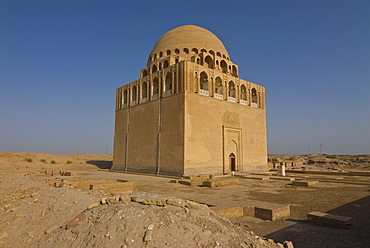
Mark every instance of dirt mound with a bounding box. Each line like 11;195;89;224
0;171;282;248
35;193;281;248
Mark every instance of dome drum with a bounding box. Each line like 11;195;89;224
143;51;238;78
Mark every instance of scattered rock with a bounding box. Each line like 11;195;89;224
65;213;87;230
284;240;294;248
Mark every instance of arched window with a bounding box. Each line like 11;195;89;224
205;56;214;69
142;70;148;77
240;85;247;101
132;86;137;102
153;78;159;96
200;72;208;91
183;48;189;54
159;52;163;57
124;89;128;104
174;48;179;54
163;60;169;68
215;77;223;94
165;72;172;92
228;81;235;98
216;52;221;57
192;48;198;54
142;82;147;99
232;65;238;77
152;65;157;73
153;54;157;60
252;88;258;103
159;63;162;70
166;50;171;55
201;49;207;53
220;60;228;73
209;50;215;56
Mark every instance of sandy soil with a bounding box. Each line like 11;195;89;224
1;152;370;248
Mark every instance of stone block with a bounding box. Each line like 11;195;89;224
105;195;120;204
166;198;185;207
178;180;192;186
51;171;62;176
90;181;135;190
202;178;238;188
244;176;270;180
63;171;77;176
185;200;200;210
307;211;351;228
119;196;131;204
215;206;244;219
284;241;294;248
255;205;290;221
292;181;319;187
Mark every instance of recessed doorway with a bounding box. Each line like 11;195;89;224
229;153;236;171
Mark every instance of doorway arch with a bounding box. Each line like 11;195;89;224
229;153;236;171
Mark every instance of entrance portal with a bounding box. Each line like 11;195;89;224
229;153;236;171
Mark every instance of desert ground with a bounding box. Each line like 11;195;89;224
0;152;369;248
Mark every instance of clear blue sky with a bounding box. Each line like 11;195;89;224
1;0;369;155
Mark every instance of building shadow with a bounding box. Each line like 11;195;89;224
86;160;113;169
265;195;370;248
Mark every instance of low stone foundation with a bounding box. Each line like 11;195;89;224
307;211;352;228
202;178;238;188
215;201;290;221
292;180;319;186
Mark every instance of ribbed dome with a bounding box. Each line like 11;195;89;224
148;25;229;64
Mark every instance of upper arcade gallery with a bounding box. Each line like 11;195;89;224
115;25;265;110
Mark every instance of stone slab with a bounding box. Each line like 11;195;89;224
243;176;270;180
202;178;238;188
292;180;319;186
307;211;351;228
270;176;296;181
90;181;135;190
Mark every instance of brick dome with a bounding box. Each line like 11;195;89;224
148;25;230;66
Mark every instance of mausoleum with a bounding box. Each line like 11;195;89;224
112;25;267;176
